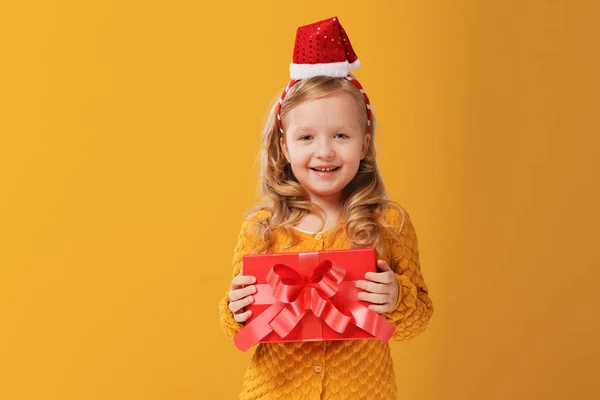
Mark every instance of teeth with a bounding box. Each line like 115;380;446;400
314;167;337;172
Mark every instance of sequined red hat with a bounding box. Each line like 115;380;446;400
290;16;361;79
277;17;372;135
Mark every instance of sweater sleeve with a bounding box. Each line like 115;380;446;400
218;214;264;339
380;206;434;342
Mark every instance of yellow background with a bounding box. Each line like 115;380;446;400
1;1;599;399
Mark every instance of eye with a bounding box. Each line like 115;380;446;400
335;133;349;139
299;135;313;141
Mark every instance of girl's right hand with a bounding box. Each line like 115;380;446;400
228;273;257;323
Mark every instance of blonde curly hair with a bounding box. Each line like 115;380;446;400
246;75;402;256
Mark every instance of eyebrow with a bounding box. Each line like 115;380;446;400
289;126;316;133
291;124;357;132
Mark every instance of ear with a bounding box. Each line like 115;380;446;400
361;132;371;160
280;135;291;163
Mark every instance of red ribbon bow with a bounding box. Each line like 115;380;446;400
266;260;353;338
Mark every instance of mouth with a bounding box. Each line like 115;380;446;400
310;167;340;172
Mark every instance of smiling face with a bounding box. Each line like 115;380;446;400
280;91;371;203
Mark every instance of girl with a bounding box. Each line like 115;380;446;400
219;17;433;400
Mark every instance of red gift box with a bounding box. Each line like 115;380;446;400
233;248;395;352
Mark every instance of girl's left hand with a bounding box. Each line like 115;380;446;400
355;260;401;314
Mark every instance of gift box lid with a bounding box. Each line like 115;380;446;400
242;248;376;282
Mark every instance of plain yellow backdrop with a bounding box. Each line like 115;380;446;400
1;1;599;399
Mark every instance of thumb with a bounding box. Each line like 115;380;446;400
376;259;392;272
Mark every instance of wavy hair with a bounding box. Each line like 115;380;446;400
246;75;402;256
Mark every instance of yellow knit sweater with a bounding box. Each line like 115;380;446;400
219;204;433;400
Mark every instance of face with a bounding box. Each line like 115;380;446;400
280;92;371;203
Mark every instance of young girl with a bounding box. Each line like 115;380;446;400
219;17;433;400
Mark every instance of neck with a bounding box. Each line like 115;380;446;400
309;193;343;218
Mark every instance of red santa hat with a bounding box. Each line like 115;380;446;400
277;17;372;135
290;16;361;80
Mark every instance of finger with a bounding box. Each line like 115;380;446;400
234;310;252;322
355;280;387;294
229;295;255;313
229;285;256;301
231;275;256;289
357;291;389;304
376;260;392;272
228;300;242;314
229;295;254;314
364;271;395;284
368;304;392;314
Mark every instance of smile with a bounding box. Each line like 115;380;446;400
311;167;340;172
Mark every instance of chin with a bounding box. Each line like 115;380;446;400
303;186;346;198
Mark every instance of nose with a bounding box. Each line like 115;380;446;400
315;137;335;159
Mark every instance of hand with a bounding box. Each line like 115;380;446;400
228;272;257;323
355;260;400;314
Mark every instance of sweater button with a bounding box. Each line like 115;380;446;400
315;234;322;240
315;365;322;373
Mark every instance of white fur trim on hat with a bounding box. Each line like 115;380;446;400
349;59;361;69
290;59;361;80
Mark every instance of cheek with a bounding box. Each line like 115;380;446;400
288;146;310;165
344;145;364;164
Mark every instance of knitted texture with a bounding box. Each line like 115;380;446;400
219;204;433;399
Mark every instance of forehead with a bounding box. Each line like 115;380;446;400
285;92;362;132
